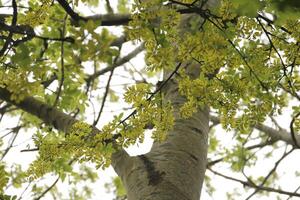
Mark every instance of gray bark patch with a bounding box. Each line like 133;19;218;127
139;155;165;186
188;153;198;162
191;127;203;134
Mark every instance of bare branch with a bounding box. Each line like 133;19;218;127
0;87;76;133
105;0;114;13
86;43;144;83
93;68;115;126
84;14;131;26
33;176;60;200
0;22;75;43
210;115;300;148
0;0;17;57
245;147;294;199
53;15;68;107
56;0;131;26
56;0;85;21
208;167;300;198
1;125;22;160
290;111;300;148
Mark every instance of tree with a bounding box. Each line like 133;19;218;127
0;0;300;199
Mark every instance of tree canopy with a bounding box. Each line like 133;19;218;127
0;0;300;199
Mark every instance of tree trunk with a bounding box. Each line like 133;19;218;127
112;67;210;200
111;1;216;198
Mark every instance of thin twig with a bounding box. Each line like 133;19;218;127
118;62;182;126
290;111;300;148
0;0;17;57
86;44;144;84
245;147;294;200
257;17;300;101
208;167;300;197
1;125;22;160
56;0;85;21
93;66;116;126
286;185;300;200
102;62;182;143
105;0;114;13
33;176;60;200
53;14;68;107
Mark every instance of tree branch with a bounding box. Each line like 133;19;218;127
0;0;17;57
210;115;300;148
33;176;60;200
0;87;76;133
84;14;131;26
56;0;131;26
86;43;144;83
245;147;294;199
56;0;85;21
0;22;75;43
290;111;300;148
208;167;300;198
57;1;213;27
0;86;133;179
93;66;115;126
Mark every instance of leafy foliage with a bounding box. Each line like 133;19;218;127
0;0;300;199
0;164;9;193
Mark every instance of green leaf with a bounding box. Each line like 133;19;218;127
232;0;263;17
